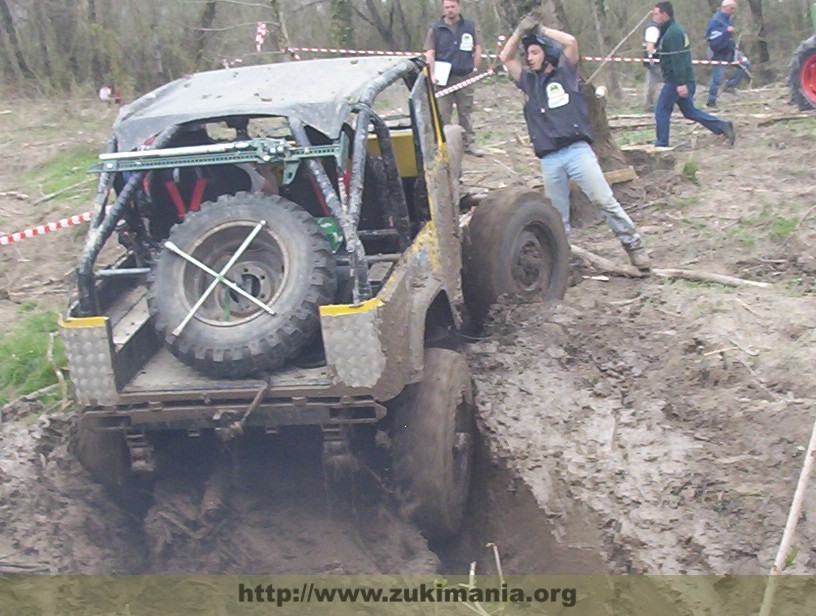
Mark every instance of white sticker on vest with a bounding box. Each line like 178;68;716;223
459;33;474;52
546;82;570;109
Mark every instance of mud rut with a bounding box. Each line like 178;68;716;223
3;84;816;577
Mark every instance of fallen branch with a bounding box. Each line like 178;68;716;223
570;245;646;278
758;415;816;616
32;177;95;206
1;383;60;414
651;268;771;288
570;246;772;288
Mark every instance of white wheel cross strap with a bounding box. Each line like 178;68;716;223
164;220;276;337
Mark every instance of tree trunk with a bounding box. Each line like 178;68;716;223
87;0;104;85
0;0;32;80
745;0;771;65
590;0;621;97
546;0;572;32
330;0;355;48
193;0;217;71
355;0;397;50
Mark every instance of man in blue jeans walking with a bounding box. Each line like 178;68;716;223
499;13;651;270
652;1;735;147
705;0;751;108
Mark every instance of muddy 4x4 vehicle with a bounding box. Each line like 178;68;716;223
60;56;569;539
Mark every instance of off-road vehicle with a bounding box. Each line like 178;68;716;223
59;56;569;539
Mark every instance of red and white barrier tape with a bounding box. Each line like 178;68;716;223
435;69;495;98
282;45;739;66
0;211;92;247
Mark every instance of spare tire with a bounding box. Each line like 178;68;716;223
789;35;816;110
463;188;570;327
147;192;336;378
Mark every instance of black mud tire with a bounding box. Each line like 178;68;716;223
147;193;336;378
462;188;570;326
74;421;152;515
789;35;816;110
391;348;475;541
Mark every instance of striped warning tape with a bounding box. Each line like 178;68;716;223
283;45;739;66
435;69;496;98
0;211;92;247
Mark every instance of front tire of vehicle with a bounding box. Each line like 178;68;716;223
462;188;570;327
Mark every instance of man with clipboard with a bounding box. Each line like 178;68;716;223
425;0;484;156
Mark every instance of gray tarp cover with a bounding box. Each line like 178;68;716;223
112;56;418;152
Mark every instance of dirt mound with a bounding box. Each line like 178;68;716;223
470;279;816;574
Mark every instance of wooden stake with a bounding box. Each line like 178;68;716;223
758;414;816;616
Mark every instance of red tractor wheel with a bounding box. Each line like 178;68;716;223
790;36;816;110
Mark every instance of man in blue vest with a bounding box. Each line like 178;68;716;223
425;0;484;156
499;13;651;270
705;0;751;108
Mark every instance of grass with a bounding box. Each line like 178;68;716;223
0;305;66;406
655;195;701;210
681;159;699;183
724;203;801;246
23;144;99;197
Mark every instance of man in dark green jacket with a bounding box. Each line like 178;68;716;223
652;2;735;147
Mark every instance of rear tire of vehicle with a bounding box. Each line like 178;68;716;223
789;36;816;110
147;193;336;378
462;188;570;327
391;347;475;541
74;422;152;515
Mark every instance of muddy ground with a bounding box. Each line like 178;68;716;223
1;75;815;578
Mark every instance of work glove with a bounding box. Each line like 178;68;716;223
517;14;540;36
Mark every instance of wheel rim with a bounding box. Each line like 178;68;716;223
181;221;289;327
452;392;474;497
801;53;816;105
510;224;555;294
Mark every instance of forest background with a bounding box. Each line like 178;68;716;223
1;0;813;98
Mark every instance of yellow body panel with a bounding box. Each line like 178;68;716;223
58;316;108;329
367;129;418;178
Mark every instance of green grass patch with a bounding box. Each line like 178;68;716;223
656;195;701;210
681;160;699;183
618;128;653;146
24;144;99;196
769;216;799;239
0;306;66;405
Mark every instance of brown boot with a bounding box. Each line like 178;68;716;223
626;246;652;271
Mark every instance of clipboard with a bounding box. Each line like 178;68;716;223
434;61;452;86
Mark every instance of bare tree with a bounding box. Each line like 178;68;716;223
331;0;355;48
193;0;218;70
0;0;32;81
745;0;770;64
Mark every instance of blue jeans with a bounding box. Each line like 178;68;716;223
707;52;751;103
539;141;641;247
655;81;727;147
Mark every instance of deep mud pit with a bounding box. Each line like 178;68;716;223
2;82;816;578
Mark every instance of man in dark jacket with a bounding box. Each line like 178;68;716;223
705;0;751;107
499;13;651;270
652;2;735;147
425;0;484;156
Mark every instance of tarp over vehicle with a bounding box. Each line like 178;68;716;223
112;56;420;152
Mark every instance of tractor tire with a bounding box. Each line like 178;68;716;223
462;188;570;326
391;347;475;541
147;193;336;378
74;422;152;515
789;35;816;110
